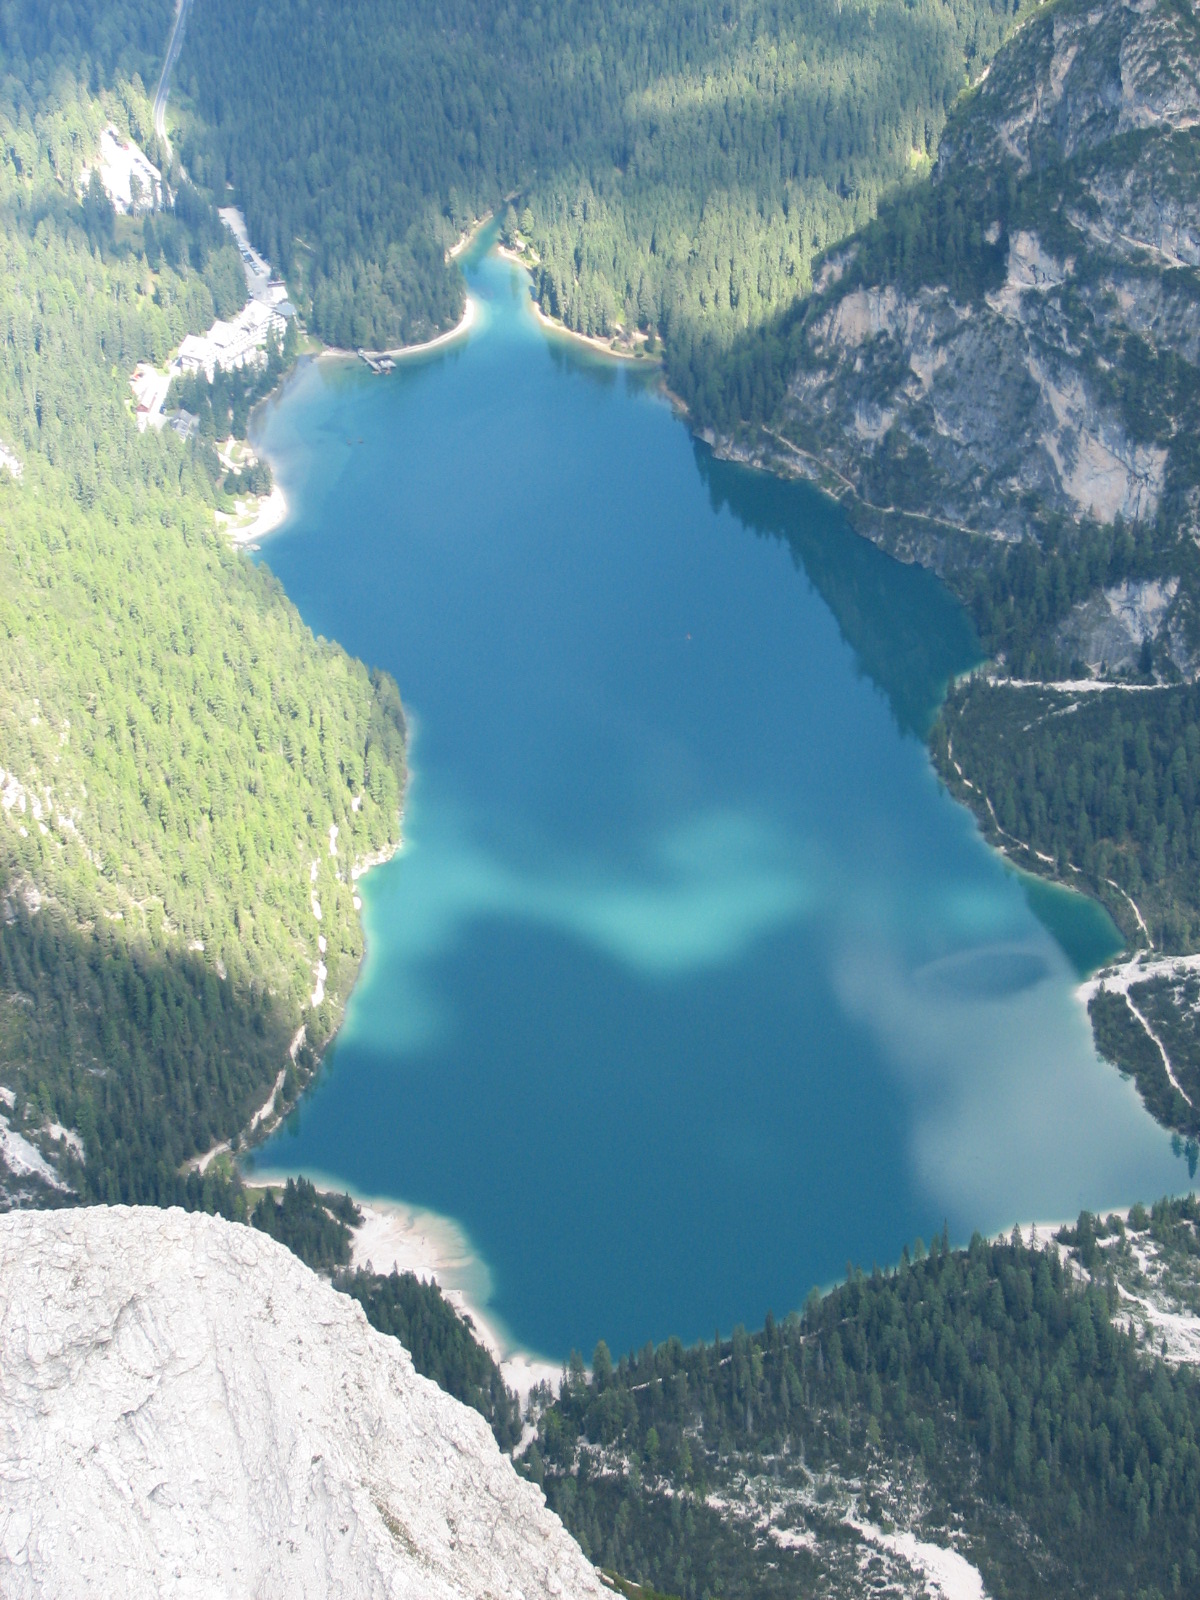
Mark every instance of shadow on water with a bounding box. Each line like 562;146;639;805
693;444;1126;971
1017;870;1125;977
694;444;981;740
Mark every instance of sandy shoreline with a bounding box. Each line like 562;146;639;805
381;293;478;359
495;241;656;363
348;1195;563;1403
225;481;289;547
232;1185;553;1403
529;295;648;361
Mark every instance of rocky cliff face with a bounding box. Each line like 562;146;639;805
768;0;1200;672
0;1207;605;1600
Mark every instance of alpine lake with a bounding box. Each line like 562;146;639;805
250;232;1188;1362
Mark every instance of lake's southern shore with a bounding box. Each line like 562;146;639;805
349;1195;563;1402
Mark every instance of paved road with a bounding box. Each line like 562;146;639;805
153;0;193;150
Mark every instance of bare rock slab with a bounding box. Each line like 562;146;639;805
0;1205;604;1600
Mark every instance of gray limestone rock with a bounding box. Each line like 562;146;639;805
0;1206;604;1600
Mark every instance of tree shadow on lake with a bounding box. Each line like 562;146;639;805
693;443;981;739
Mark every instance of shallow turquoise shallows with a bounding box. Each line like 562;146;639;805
252;234;1186;1360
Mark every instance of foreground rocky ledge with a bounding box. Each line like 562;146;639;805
0;1206;603;1599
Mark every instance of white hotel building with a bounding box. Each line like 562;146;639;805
175;292;295;383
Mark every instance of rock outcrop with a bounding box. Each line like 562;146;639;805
0;1206;604;1599
762;0;1200;671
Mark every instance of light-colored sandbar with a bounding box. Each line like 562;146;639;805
380;293;478;359
349;1194;564;1404
224;481;289;547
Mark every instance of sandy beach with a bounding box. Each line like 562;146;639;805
224;482;289;547
529;293;650;361
349;1195;563;1403
381;294;478;359
495;242;655;362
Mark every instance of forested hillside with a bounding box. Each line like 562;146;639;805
522;1201;1200;1600
0;6;405;1205
181;0;1019;383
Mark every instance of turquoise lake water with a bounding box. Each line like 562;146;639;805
252;236;1187;1360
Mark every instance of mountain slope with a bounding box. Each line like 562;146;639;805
712;0;1200;1134
0;14;405;1205
768;0;1200;642
0;1206;603;1599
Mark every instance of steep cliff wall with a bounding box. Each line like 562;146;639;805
0;1206;604;1599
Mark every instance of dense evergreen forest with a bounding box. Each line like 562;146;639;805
936;682;1200;954
0;5;405;1204
181;0;1019;388
523;1201;1200;1600
249;1174;361;1272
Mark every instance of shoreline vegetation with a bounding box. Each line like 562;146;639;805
447;213;492;260
348;1194;562;1401
524;1197;1200;1599
495;240;660;364
339;1191;1187;1405
320;293;480;367
932;677;1200;1136
705;414;1200;1144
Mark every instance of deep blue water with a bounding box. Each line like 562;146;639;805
251;236;1186;1360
